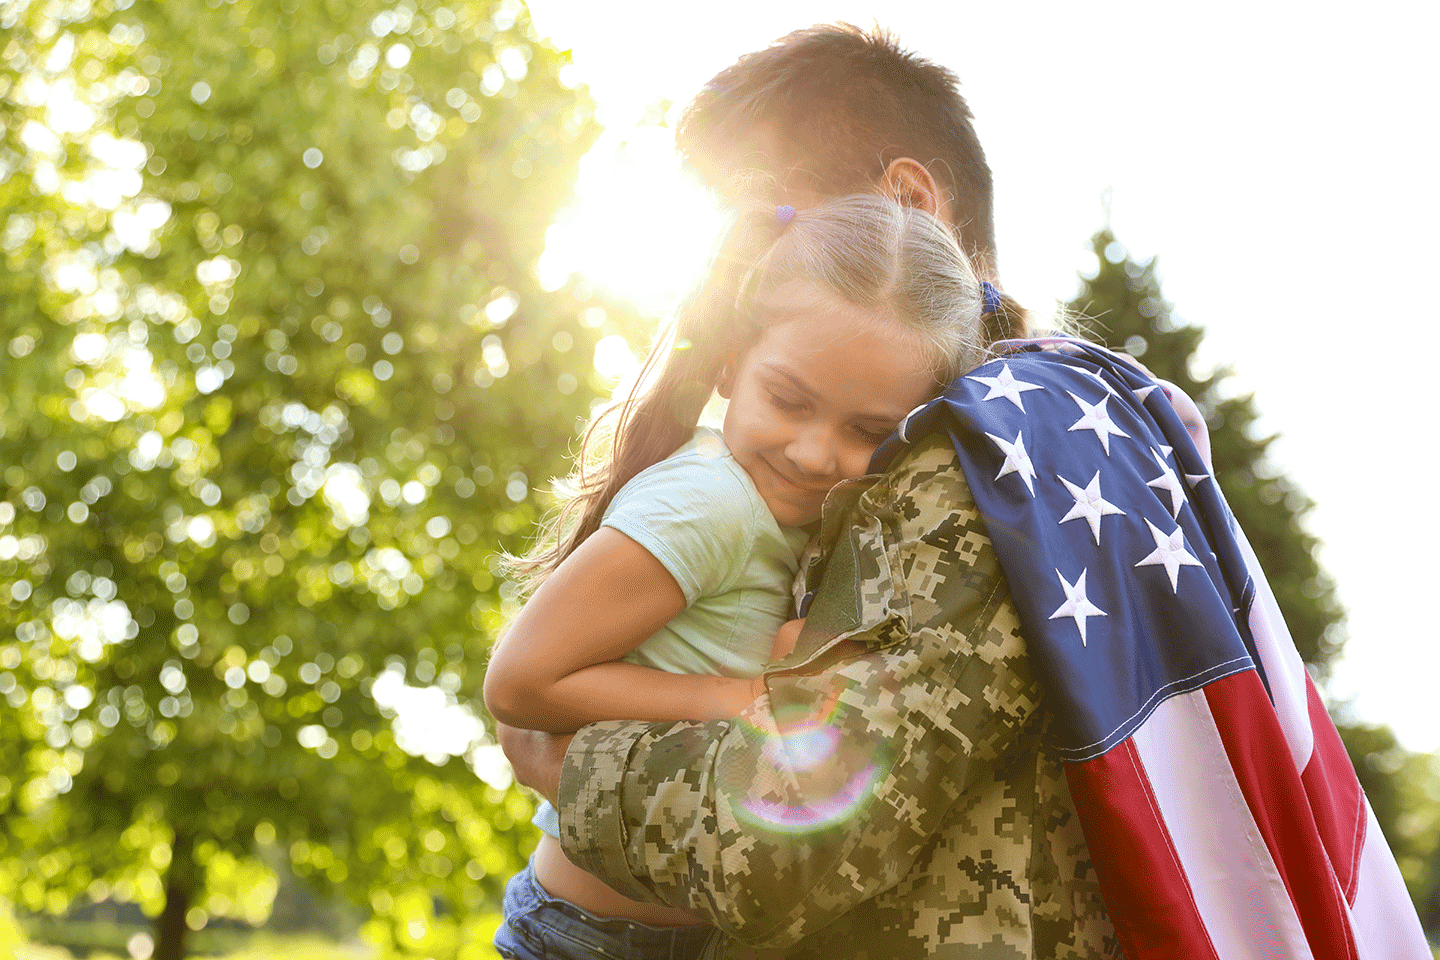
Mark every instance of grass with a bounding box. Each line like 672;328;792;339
3;919;374;960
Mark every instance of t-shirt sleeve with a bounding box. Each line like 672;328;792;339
600;455;758;606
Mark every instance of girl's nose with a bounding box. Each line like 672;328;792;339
786;427;837;477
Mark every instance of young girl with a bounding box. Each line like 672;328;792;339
483;194;1008;960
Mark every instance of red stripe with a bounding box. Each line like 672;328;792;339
1066;740;1219;960
1300;676;1366;903
1203;672;1359;960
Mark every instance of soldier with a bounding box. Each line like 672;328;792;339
499;23;1428;960
499;25;1113;958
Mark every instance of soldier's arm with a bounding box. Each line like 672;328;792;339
556;439;1043;947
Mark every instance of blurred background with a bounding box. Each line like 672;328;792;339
0;0;1435;958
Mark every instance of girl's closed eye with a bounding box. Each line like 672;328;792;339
852;423;894;445
767;391;807;414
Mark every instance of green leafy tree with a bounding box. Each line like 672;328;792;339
1067;227;1344;673
0;0;619;957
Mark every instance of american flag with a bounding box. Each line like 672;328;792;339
874;338;1429;959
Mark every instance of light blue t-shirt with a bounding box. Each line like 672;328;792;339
532;427;809;836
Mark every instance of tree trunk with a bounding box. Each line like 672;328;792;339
153;831;196;960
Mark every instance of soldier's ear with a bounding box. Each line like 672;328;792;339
878;158;949;222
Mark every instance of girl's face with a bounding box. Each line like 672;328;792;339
721;290;939;528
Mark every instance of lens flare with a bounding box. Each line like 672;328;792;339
733;670;890;835
738;763;880;835
758;719;838;772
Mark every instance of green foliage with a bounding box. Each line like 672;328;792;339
1339;724;1440;939
0;0;614;956
0;900;27;959
1067;227;1345;674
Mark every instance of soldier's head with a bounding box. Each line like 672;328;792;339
676;23;998;279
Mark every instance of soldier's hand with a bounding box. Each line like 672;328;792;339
769;617;806;659
496;722;572;805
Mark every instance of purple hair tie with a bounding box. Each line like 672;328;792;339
981;280;1002;313
775;204;797;228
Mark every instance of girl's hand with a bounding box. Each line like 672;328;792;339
769;617;807;660
707;676;765;721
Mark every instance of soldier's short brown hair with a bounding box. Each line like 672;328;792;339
676;23;996;262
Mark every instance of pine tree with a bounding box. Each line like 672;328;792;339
1066;228;1345;674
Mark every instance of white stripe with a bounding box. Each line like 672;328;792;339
1132;689;1315;960
1235;527;1314;771
1348;799;1431;960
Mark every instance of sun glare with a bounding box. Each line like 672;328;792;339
537;125;725;319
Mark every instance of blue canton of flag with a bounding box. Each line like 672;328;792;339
876;338;1261;760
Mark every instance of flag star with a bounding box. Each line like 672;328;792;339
1066;392;1130;455
1185;472;1211;489
1134;384;1159;402
968;362;1044;412
1082;368;1112;390
1147;448;1186;517
1057;471;1126;545
1158;443;1173;460
896;398;932;442
1049;568;1107;646
985;429;1037;496
1134;518;1204;591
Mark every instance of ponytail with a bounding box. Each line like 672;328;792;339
981;288;1032;344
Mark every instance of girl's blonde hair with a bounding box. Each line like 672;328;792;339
506;193;1030;594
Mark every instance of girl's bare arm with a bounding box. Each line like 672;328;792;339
483;527;758;733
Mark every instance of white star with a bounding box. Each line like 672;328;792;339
1066;392;1130;455
1057;471;1126;545
968;363;1044;412
1134;384;1159;402
985;430;1038;496
1049;568;1107;646
1146;448;1186;518
896;399;933;442
1158;443;1173;460
1185;472;1211;490
1134;519;1204;592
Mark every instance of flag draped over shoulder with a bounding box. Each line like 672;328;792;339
872;338;1428;960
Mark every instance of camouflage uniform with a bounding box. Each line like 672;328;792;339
557;434;1121;959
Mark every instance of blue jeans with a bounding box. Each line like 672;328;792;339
494;858;719;960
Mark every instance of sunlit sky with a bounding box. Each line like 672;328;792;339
525;0;1440;754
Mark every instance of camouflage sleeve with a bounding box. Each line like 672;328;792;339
557;436;1043;947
